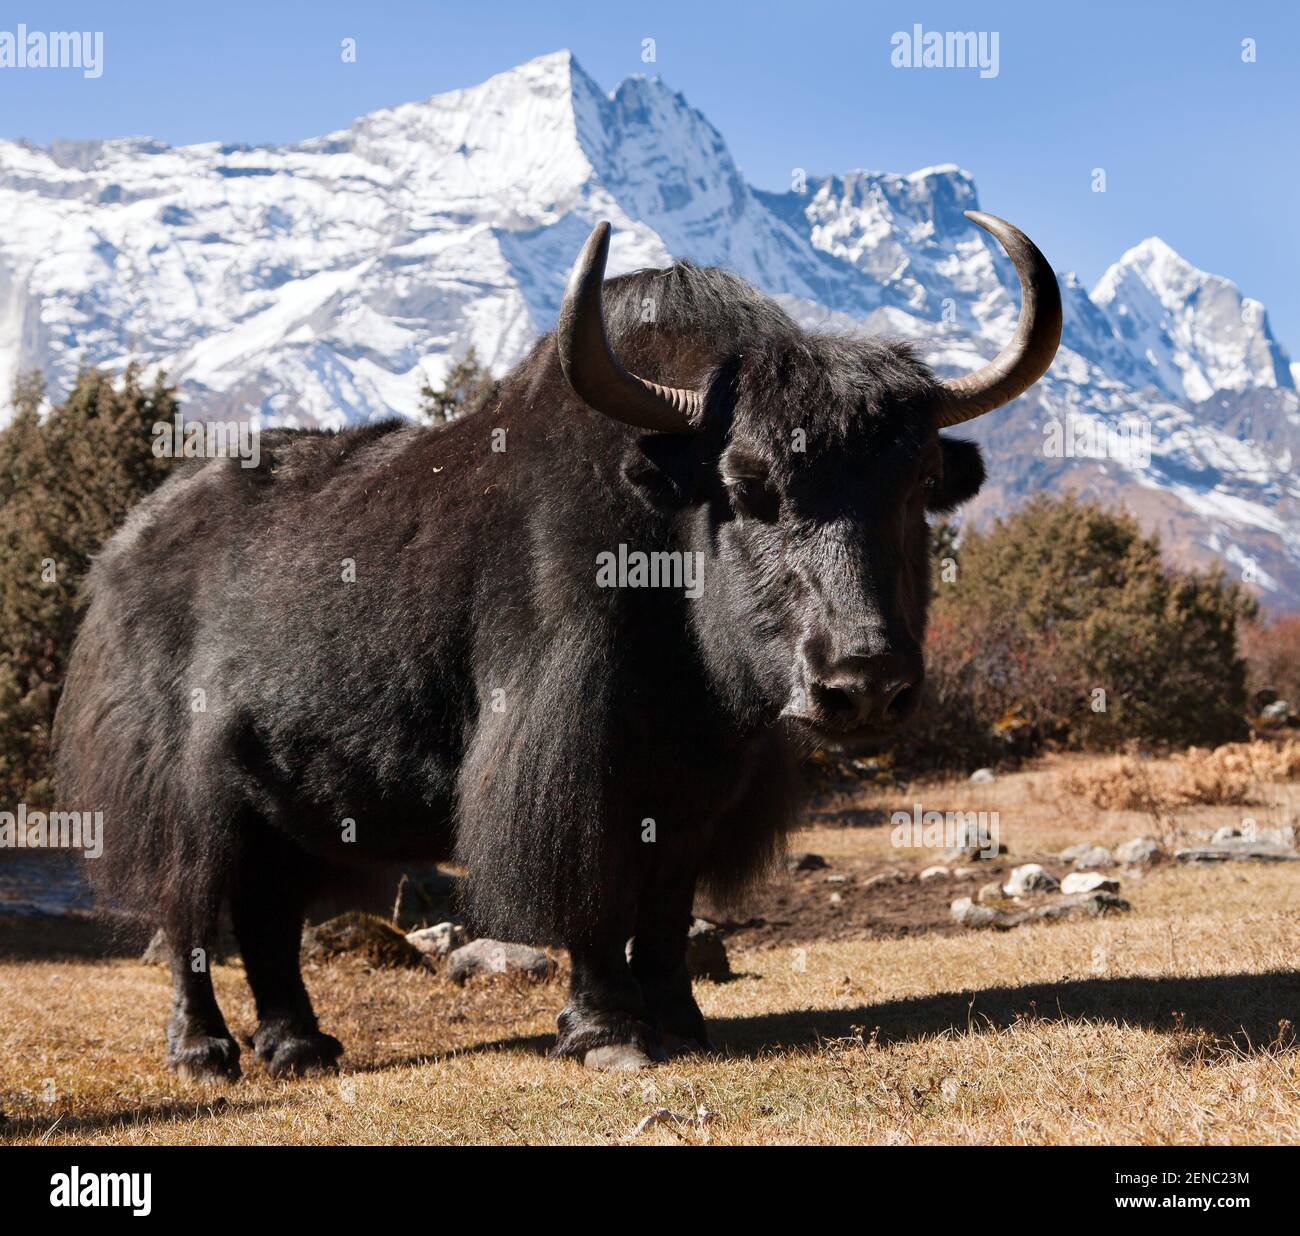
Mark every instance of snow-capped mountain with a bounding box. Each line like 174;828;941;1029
0;50;1296;607
1092;237;1294;403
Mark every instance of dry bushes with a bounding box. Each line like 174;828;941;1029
901;496;1256;777
1061;740;1300;811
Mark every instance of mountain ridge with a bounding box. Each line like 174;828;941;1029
0;49;1296;607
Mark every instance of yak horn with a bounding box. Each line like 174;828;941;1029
935;211;1062;428
557;221;704;433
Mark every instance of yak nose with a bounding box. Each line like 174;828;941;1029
805;651;921;730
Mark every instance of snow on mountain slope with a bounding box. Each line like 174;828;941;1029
1092;237;1294;402
0;50;1295;607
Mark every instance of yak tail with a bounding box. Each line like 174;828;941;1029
53;598;237;952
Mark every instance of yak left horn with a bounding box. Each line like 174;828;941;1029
935;211;1062;428
557;221;704;433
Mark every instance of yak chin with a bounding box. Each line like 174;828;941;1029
778;714;900;757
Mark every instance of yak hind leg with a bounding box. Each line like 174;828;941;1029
230;841;342;1078
629;870;713;1054
165;935;241;1082
553;937;667;1072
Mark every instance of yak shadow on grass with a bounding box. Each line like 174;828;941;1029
0;1096;281;1144
707;970;1300;1061
363;971;1300;1071
350;971;1300;1071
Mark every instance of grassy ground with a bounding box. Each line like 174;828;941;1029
1;753;1298;1145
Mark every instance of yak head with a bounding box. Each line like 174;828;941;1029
556;216;1061;752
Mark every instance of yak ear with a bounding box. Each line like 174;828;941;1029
928;436;986;513
620;433;697;512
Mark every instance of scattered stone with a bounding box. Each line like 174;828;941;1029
919;865;950;881
1061;871;1120;895
142;927;239;965
1060;844;1114;869
1115;836;1163;867
685;918;732;981
447;938;558;984
941;837;1007;863
140;928;169;965
392;867;460;930
789;852;828;872
825;873;851;884
1003;863;1060;897
969;768;996;784
1005;891;1130;927
861;868;911;889
1261;699;1292;720
829;891;843;905
1212;824;1295;848
1175;842;1300;864
953;866;980;880
954;891;1131;930
301;912;425;969
976;880;1006;906
950;896;998;928
406;921;466;959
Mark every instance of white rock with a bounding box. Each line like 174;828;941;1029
1066;844;1115;869
406;921;466;958
1176;843;1300;864
919;866;950;881
951;897;998;927
1061;871;1120;895
969;768;996;784
1003;863;1060;897
1116;836;1163;866
447;938;557;983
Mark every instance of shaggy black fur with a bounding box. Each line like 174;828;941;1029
54;259;986;1075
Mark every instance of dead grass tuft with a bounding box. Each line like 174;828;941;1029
1061;740;1300;812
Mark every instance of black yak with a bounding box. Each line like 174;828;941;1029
54;212;1061;1076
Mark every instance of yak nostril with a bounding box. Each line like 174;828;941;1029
882;681;916;720
812;682;860;719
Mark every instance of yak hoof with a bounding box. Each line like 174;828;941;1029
583;1043;664;1072
168;1034;242;1083
262;1031;344;1078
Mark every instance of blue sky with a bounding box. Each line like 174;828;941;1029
3;1;1298;346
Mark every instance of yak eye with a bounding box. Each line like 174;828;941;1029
725;475;780;523
922;474;939;492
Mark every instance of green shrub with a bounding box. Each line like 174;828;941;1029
903;494;1256;770
0;367;177;805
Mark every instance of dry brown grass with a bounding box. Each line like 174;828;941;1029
2;751;1298;1146
1060;740;1300;813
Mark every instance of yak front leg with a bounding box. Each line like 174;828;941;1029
553;933;668;1071
629;868;712;1053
